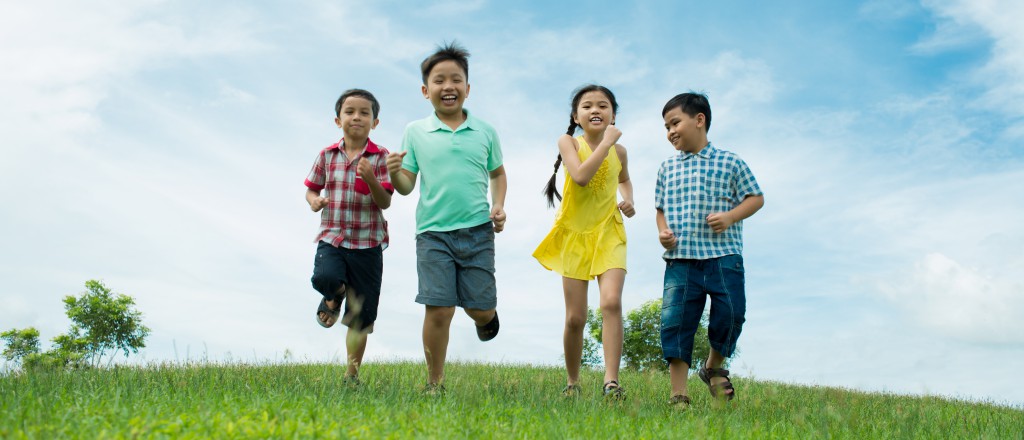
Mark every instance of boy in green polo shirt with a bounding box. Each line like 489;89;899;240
386;42;507;394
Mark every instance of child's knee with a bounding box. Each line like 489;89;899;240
600;299;622;316
425;306;456;325
565;314;586;332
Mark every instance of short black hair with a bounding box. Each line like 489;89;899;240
335;89;380;119
662;92;711;134
420;41;470;84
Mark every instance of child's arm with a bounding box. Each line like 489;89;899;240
357;158;392;209
707;194;765;233
656;209;677;250
488;165;507;233
386;151;416;195
615;145;635;218
559;125;622;187
306;189;329;212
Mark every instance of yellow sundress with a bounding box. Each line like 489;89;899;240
532;136;627;280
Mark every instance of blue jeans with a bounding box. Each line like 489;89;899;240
660;254;746;367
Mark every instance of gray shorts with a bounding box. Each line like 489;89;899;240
415;222;497;310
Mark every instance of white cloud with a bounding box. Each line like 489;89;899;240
877;253;1024;344
920;0;1024;118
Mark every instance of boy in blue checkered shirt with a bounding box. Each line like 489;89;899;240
655;92;764;407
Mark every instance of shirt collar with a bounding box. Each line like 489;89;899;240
429;108;476;132
681;142;716;160
329;137;382;154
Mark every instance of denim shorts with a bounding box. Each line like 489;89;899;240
660;254;746;367
310;241;383;332
415;222;497;310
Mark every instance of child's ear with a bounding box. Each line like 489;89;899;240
421;84;429;99
696;113;706;128
371;118;380;130
335;117;342;128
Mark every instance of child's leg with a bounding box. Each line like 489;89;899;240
596;269;625;384
562;277;589;385
423;305;456;385
346;326;368;377
704;255;746;394
661;260;707;397
669;358;690;397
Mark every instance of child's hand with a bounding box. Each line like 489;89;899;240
659;229;677;250
356;157;376;183
490;205;506;233
310;196;329;212
617;200;635;218
603;125;622;147
386;151;407;175
706;212;735;233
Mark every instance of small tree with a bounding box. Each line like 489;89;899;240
584;299;725;372
62;280;150;367
1;327;41;366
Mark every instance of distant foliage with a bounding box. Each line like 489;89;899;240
1;327;41;366
63;280;151;367
1;280;150;372
584;298;725;371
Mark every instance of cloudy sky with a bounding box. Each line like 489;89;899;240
2;0;1021;406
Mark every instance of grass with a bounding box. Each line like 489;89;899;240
1;361;1021;439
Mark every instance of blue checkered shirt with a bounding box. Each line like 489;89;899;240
655;143;763;260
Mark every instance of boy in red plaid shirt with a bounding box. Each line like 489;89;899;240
304;89;394;384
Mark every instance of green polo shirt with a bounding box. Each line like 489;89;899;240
400;109;503;233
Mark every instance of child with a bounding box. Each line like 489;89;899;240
305;88;394;385
386;42;507;394
655;92;764;407
533;85;635;399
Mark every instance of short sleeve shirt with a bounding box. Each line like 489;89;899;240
304;138;394;249
655;143;762;259
400;109;503;233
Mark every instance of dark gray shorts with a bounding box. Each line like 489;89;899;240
310;241;383;331
415;222;497;310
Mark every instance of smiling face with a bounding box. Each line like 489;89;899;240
663;106;707;153
572;90;615;134
422;60;470;121
335;96;379;141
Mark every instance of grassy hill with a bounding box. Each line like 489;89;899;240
1;361;1021;439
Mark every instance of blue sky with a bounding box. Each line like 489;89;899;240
2;0;1022;406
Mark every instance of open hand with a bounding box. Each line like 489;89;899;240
659;229;677;250
490;206;506;233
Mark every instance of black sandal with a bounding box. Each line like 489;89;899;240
669;394;691;408
603;380;625;400
315;296;341;328
698;366;736;400
476;311;500;341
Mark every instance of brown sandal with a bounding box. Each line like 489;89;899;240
698;366;735;400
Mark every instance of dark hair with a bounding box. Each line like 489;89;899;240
661;92;711;134
335;89;380;119
543;85;619;208
421;41;470;84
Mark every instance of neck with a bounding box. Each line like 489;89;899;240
581;129;604;147
343;136;368;153
436;109;467;130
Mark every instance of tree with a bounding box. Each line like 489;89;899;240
1;327;41;366
584;298;726;372
62;280;150;367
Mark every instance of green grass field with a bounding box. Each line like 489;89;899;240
1;361;1021;439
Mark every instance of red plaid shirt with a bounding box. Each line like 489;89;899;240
305;138;394;249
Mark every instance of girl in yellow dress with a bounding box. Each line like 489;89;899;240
533;85;635;398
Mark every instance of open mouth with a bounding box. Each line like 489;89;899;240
441;94;457;105
589;117;603;124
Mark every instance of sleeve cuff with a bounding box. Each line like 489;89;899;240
304;179;324;192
